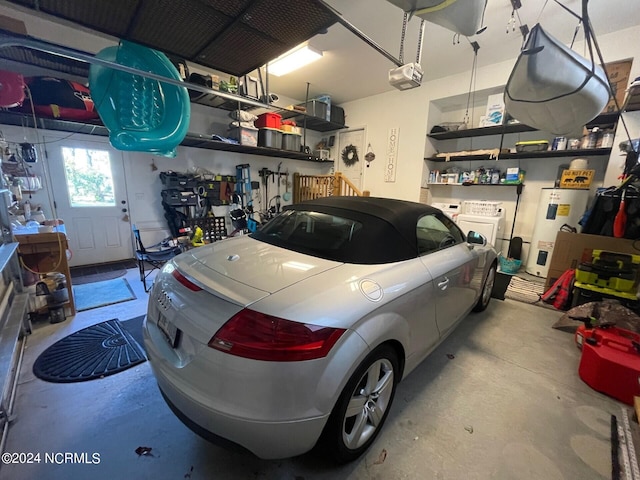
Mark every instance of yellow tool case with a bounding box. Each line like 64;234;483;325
575;250;640;293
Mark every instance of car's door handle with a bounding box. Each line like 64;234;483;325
437;277;449;290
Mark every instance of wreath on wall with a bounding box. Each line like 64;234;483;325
341;144;359;167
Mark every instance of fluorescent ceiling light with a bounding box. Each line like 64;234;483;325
268;44;323;77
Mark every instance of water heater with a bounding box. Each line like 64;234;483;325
526;188;589;277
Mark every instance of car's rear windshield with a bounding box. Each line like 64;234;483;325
250;208;415;264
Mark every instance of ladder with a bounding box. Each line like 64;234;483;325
235;164;256;232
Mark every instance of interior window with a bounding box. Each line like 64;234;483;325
416;213;464;255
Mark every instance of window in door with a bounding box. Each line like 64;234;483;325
61;146;115;207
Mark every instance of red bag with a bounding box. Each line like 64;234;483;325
0;70;25;108
20;76;99;121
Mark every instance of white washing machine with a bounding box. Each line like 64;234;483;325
456;212;505;250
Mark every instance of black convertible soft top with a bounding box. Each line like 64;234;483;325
262;196;442;264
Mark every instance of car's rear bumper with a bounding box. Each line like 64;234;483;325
144;320;332;459
152;370;328;459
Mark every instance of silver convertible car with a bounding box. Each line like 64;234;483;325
143;196;498;462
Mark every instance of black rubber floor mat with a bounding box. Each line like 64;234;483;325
33;319;146;383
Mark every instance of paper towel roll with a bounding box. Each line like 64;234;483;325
569;158;588;170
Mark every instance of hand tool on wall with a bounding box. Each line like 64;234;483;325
276;162;282;213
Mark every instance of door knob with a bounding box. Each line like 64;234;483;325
437;277;449;290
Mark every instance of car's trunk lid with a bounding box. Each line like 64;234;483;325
174;236;341;305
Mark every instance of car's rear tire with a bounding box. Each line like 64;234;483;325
318;345;399;464
473;263;496;312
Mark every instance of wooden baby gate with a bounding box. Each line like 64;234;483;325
293;172;370;203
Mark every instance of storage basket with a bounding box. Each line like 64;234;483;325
463;200;503;216
498;255;522;274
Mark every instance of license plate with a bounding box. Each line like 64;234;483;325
157;313;179;348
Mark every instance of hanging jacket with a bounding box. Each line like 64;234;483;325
541;269;575;310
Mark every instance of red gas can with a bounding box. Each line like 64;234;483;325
574;323;589;349
578;326;640;405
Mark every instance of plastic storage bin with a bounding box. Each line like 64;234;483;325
258;128;283;148
300;100;329;120
282;132;301;152
330;105;345;125
255;112;282;129
281;124;301;134
228;126;258;146
515;140;549;152
314;149;330;160
314;94;331;120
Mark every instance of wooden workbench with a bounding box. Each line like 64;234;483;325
14;232;75;316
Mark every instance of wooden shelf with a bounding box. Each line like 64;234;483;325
0;111;332;164
426;148;612;162
427;113;620;140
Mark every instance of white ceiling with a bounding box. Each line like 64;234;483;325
268;0;640;105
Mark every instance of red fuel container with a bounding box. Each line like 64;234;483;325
578;326;640;405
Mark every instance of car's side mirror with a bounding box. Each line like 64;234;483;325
467;231;487;246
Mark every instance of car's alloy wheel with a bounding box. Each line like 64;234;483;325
319;345;399;463
474;264;496;312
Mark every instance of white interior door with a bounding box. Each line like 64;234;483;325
337;128;365;190
45;137;132;267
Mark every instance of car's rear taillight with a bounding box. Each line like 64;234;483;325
171;269;202;291
208;309;346;362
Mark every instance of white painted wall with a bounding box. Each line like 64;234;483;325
0;121;333;247
342;25;640;263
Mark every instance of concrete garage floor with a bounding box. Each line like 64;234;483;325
0;268;621;479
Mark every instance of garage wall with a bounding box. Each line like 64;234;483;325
342;25;640;262
0;121;332;248
2;3;640;262
0;4;332;247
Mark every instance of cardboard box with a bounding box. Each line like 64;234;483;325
544;231;640;289
601;59;633;114
559;169;595;189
